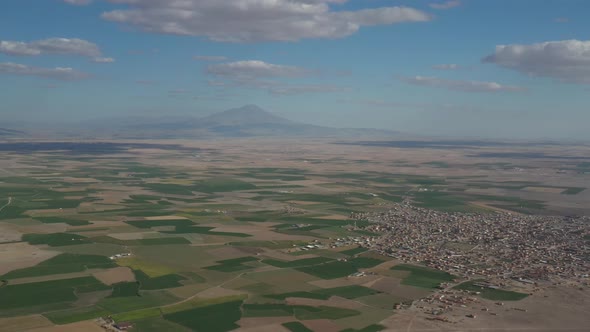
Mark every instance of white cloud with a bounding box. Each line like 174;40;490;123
206;60;342;95
207;60;309;79
0;62;90;81
64;0;93;5
553;17;569;23
401;76;526;92
0;38;113;63
432;64;460;70
193;55;228;62
92;57;115;63
100;1;431;42
429;0;461;10
482;39;590;84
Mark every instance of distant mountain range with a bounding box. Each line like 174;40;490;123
75;105;399;139
0;127;25;137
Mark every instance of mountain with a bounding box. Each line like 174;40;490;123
0;127;25;138
75;105;399;139
198;105;293;126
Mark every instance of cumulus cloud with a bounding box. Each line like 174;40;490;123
100;1;431;42
0;62;90;81
401;76;525;92
207;60;308;79
553;17;569;23
92;57;115;63
0;38;113;62
206;59;342;95
429;0;461;10
482;39;590;84
432;64;460;70
193;55;228;62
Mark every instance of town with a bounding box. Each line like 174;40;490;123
352;201;590;287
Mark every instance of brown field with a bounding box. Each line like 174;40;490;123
244;269;318;292
207;246;253;260
24;321;104;332
237;322;291;332
0;315;53;332
365;277;431;300
285;296;364;310
93;267;136;285
0;242;59;275
9;271;92;285
167;283;213;299
301;319;342;332
382;286;590;332
196;286;246;299
0;224;23;242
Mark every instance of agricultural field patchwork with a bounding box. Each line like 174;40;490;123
0;140;588;331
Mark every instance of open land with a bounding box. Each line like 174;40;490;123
0;139;588;332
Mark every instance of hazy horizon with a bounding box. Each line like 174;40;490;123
1;0;589;140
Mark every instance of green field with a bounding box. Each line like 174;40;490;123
262;257;333;268
161;225;251;237
164;300;244;331
134;270;186;290
204;256;259;272
110;282;140;297
98;291;180;313
2;253;116;279
0;277;108;310
562;187;586;195
340;246;369;256
229;240;308;249
35;216;91;226
282;322;314;332
391;264;455;289
126;219;195;229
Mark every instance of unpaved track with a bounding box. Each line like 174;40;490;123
0;197;12;213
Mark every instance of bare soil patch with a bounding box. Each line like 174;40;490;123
302;319;342;332
109;232;156;240
25;321;104;332
0;315;53;332
0;224;22;242
285;296;364;310
93;267;135;285
366;277;431;300
196;286;246;299
207;246;251;260
0;242;59;275
237;317;293;330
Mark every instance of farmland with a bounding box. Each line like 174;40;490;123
0;139;588;331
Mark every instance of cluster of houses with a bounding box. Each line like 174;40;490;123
351;202;589;287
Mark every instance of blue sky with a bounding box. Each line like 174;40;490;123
1;0;589;139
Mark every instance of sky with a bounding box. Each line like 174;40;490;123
0;0;589;140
